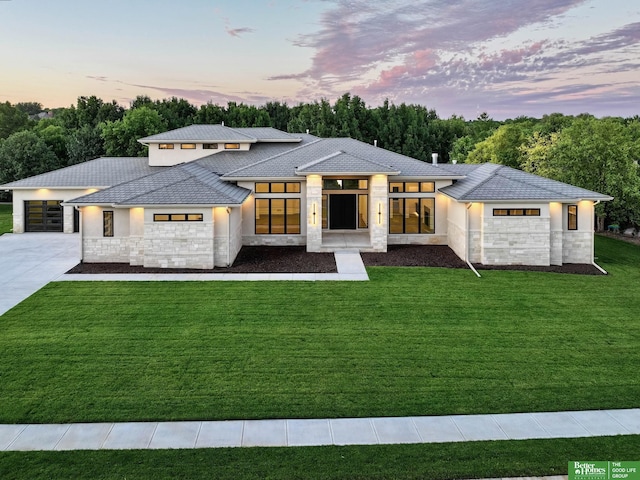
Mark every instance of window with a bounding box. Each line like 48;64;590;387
224;143;241;150
159;144;174;150
203;143;218;150
255;198;300;234
322;195;328;229
323;179;368;190
389;181;434;193
389;198;435;234
568;205;578;230
103;211;114;237
358;194;368;228
153;213;203;222
181;143;196;149
255;182;301;193
493;208;541;217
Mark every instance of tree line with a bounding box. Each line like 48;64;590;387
0;94;638;227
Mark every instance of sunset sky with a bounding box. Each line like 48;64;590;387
1;0;639;119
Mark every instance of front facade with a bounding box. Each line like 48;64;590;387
2;125;611;270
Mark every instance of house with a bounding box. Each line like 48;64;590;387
1;124;612;269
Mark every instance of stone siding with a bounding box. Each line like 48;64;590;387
129;235;144;266
468;230;482;263
562;231;592;264
243;235;306;246
481;217;550;265
447;220;466;261
388;234;448;246
143;222;214;269
550;231;563;266
83;237;130;263
305;176;323;252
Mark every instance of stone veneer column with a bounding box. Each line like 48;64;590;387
306;175;323;252
369;175;388;252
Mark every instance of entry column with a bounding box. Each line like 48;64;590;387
369;174;388;252
306;175;323;252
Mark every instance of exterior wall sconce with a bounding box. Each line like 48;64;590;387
312;202;317;225
377;202;382;225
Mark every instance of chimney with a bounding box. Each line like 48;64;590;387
374;139;378;147
431;153;439;164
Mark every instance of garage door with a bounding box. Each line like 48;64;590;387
25;200;63;232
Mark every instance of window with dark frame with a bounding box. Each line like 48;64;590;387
322;179;368;190
389;198;435;234
180;143;196;149
153;213;204;222
255;182;301;193
493;208;541;217
103;211;114;237
203;143;219;150
224;143;241;150
568;204;578;230
389;181;435;193
255;198;300;234
158;144;174;149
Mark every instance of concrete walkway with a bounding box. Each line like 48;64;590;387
58;249;369;282
1;408;638;451
0;233;80;316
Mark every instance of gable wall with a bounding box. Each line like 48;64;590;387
148;143;251;166
480;203;551;266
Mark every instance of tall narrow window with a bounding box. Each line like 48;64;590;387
358;194;368;228
568;205;578;230
103;211;114;237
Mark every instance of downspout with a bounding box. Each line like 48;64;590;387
227;207;231;267
591;200;608;274
74;206;83;263
465;203;481;278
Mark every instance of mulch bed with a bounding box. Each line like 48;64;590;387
67;247;337;274
68;244;603;275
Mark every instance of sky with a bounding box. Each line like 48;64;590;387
1;0;639;120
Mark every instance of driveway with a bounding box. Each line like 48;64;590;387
0;233;80;316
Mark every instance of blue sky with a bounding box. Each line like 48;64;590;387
1;0;639;119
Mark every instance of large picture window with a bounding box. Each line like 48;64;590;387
389;198;435;234
568;205;578;230
255;199;300;234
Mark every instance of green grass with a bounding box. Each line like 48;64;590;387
1;436;639;480
1;235;638;424
0;204;12;235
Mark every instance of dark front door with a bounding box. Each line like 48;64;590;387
329;194;357;229
25;200;63;232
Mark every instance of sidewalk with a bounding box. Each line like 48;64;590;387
1;408;638;451
57;249;369;282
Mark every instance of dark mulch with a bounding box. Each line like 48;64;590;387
361;245;468;268
67;247;337;274
67;245;604;275
361;245;602;274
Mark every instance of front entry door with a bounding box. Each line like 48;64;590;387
329;194;356;229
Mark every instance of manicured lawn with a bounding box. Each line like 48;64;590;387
0;204;12;235
1;435;639;480
1;235;638;424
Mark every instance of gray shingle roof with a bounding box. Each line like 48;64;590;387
439;164;613;201
0;157;162;189
139;125;257;143
223;138;455;179
68;163;249;206
233;127;302;142
295;151;400;175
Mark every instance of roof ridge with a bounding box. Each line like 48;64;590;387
295;151;343;171
456;163;503;198
221;137;324;177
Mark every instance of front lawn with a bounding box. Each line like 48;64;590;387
0;204;12;235
1;436;639;480
1;235;638;424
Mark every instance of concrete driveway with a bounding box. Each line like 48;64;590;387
0;233;80;316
